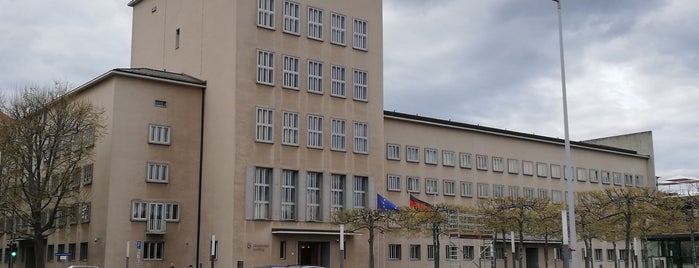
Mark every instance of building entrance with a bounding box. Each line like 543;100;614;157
297;241;330;267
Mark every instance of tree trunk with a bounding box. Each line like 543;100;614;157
544;233;550;268
33;231;46;268
433;223;441;268
613;242;618;268
368;227;375;268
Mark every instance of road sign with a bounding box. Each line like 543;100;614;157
136;240;142;250
55;252;72;257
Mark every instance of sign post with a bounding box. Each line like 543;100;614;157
340;225;345;268
126;241;130;268
135;240;142;268
210;235;216;268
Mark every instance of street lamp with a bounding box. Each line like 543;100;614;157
551;1;578;268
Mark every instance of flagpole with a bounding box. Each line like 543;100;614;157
552;1;578;268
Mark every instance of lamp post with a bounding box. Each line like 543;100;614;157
550;1;578;268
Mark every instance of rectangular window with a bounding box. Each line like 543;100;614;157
353;176;368;208
353;19;368;50
330;13;346;45
410;244;421;260
388;244;402;260
256;50;274;85
619;249;628;261
589;169;599;183
407;146;420;162
283;1;300;34
147;163;169;183
257;0;275;29
353;122;368;154
463;246;474;260
307;60;323;93
443;151;455;166
307;7;323;40
493;184;505;198
551;164;562;179
523;187;535;200
82;163;94;185
255;107;274;142
607;249;616;261
148;124;171;145
408;177;420;193
522;161;534;176
427;245;435;260
307;115;323;148
353;69;368;101
446;245;458;260
330;119;346;151
387;144;400;160
577;168;588;182
507;159;519;174
47;245;55;262
281;170;297;220
460;153;472;168
537;162;548;177
477;183;489;198
601;170;611;184
68;243;76;261
331;65;346;97
461;182;473;197
279;241;287;259
331;174;345;212
131;201;148;221
425;178;438;194
143;241;164;260
424;149;438;165
307;172;322;221
164;203;179;221
80;202;91;223
495;246;506;260
509;186;520;198
594;248;603;261
254;167;272;219
538;189;549;200
636;175;644;187
476;155;488;170
282;111;299;146
443;180;455;196
282;55;299;89
613;172;622;186
624;173;634;186
492;157;504;172
387;175;401;192
79;242;88;261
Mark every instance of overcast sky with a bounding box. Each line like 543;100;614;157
1;0;697;180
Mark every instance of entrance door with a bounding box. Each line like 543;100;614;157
526;248;539;268
651;257;666;268
298;242;330;267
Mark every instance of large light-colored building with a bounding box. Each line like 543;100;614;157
0;0;655;268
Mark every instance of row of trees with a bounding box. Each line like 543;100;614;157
333;188;697;268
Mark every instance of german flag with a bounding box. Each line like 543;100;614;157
409;195;432;211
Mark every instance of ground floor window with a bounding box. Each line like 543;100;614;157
144;241;165;260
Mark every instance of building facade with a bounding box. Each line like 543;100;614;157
0;0;656;268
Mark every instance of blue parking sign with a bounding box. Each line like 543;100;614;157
136;240;142;249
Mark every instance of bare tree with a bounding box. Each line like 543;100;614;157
0;84;103;268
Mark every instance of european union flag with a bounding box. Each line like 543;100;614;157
377;194;399;211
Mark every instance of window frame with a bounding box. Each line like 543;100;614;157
459;153;472;169
307;7;323;40
387;144;401;160
424;148;438;165
406;146;420;162
307;115;324;149
353;69;368;101
407;177;420;193
256;50;275;86
307;60;323;94
282;55;300;90
282;1;300;35
443;180;456;196
425;178;438;195
282;111;299;146
387;174;401;192
352;18;368;50
257;0;275;29
148;124;171;145
330;65;346;97
330;12;346;45
353;121;368;154
255;107;274;143
330;118;347;151
442;151;455;167
146;162;169;183
476;155;488;170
